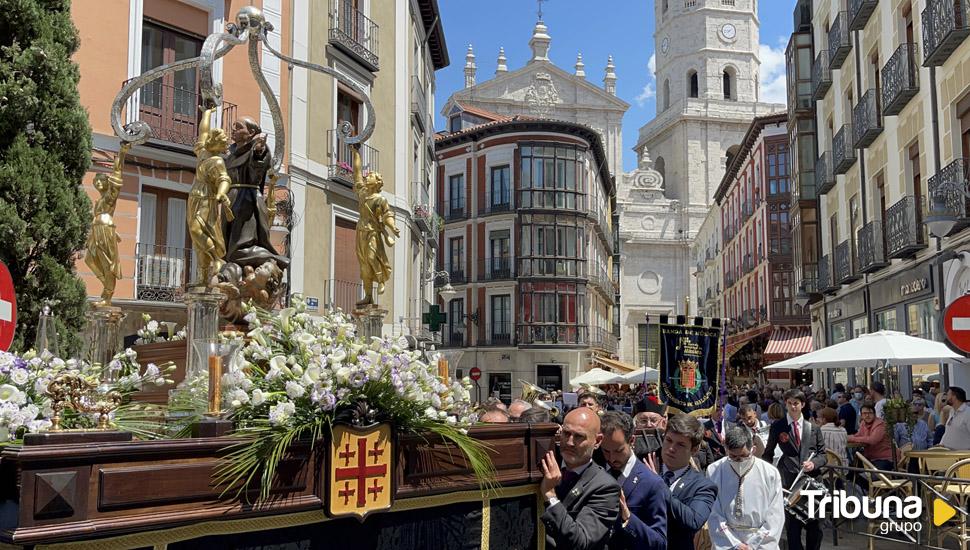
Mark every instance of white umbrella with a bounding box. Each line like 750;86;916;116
764;330;968;370
570;367;625;387
617;366;660;384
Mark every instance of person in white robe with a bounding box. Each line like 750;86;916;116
706;426;786;550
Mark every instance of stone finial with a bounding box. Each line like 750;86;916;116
496;46;508;75
575;52;585;78
639;147;653;169
603;55;617;95
529;20;551;63
464;44;477;88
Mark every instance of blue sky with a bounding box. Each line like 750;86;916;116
433;0;797;173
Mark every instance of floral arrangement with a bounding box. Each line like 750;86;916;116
215;296;493;501
134;313;186;345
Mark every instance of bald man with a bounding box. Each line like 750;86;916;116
539;408;620;549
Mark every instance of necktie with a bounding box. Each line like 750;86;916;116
557;469;580;499
610;468;622;480
792;421;801;448
663;470;675;487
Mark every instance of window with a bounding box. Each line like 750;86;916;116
518;213;586;278
490;295;512;341
723;70;733;100
489;230;511;277
688;70;699;98
449;115;461;133
662;79;671;111
448;174;465;215
768;203;791;254
637;323;660;369
448;237;464;277
337;88;362;134
767;141;790;195
490;165;511;207
518;143;585;211
449;298;465;344
519;281;587;345
875;309;897;331
136;186;192;295
655;156;666;190
772;271;793;317
139;23;202;142
536;365;563;393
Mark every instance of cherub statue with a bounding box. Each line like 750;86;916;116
85;142;130;307
216;261;284;321
352;144;400;307
188;106;234;287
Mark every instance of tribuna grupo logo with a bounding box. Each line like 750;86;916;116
801;490;958;536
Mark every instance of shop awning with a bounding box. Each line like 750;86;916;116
592;356;637;373
764;327;812;358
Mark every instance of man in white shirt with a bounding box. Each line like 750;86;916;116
941;387;970;451
708;426;785;550
870;382;887;420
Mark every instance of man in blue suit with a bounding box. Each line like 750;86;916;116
644;414;718;550
600;411;667;550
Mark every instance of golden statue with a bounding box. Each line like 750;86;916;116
352;144;399;307
188;106;234;287
85;142;130;307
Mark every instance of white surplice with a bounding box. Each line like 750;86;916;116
705;456;786;550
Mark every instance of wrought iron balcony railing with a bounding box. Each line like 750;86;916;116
437;324;468;348
798;262;819;296
443;206;468;222
478;257;514;282
853;89;884;148
479;323;513;347
123;79;237;148
411;180;433;232
835;240;861;284
816;151;836;195
479;200;513;216
882;43;920;115
886;195;927;258
446;265;467;285
323;279;363;314
329;0;379;70
922;0;970;66
927;157;970;236
812;50;833;100
830;12;852;69
135;243;195;302
517;324;588;346
590;326;618;354
849;0;879;30
410;76;428;131
819;254;839;294
833;125;857;175
857;220;889;273
328;129;379;184
743;254;756;274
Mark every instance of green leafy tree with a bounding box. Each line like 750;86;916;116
0;0;92;354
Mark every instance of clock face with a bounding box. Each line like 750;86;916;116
721;23;737;40
661;37;670;54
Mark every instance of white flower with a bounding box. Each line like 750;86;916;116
147;320;159;332
445;416;457;425
230;389;250;407
9;368;28;386
268;401;296;426
424;406;438;419
0;385;26;405
285;380;305;399
335;366;351;384
252;389;266;406
296;332;316;346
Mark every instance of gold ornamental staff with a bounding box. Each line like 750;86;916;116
352;144;399;308
85;142;131;307
188;106;235;287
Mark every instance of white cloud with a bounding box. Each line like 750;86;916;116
759;40;787;105
635;82;656;106
648;53;656;76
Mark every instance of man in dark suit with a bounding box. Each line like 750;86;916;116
643;414;718;550
540;407;620;550
763;389;827;550
600;411;667;550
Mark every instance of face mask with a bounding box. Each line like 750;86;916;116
853;392;864;400
730;455;753;474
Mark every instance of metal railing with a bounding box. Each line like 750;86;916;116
135;243;195;302
328;0;379;70
517;189;587;212
927;157;970;236
590;326;618;353
479;200;512;216
327;129;379;185
829;11;852;69
819;254;839;294
478;258;513;281
886;195;927;258
857;220;889;273
517;258;587;279
590;267;617;298
743;254;756;274
124;79;237;148
410;76;427;131
922;0;970;66
798;262;819;296
812;50;833;100
517;324;588;346
834;125;857;175
437;323;468;348
446;265;466;285
816;151;836;195
835;239;861;284
882;43;920;116
323;279;363;314
443;205;467;222
479;322;513;346
849;0;879;30
853;89;884;148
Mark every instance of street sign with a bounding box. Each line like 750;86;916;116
0;261;16;352
469;367;481;381
944;294;970;353
423;305;447;332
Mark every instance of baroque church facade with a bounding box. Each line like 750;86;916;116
618;0;783;367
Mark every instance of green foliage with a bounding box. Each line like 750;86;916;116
0;0;93;354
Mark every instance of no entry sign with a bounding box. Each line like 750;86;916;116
944;294;970;353
0;261;16;352
469;367;481;381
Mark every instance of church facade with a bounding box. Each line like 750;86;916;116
619;0;783;367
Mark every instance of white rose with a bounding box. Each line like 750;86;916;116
424;406;438;419
285;380;305;399
147;320;159;332
252;389;266;406
9;368;28;386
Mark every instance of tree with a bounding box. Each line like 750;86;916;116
0;0;92;355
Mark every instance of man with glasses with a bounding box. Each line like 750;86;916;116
893;398;933;472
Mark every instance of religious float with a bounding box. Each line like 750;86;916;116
0;8;557;549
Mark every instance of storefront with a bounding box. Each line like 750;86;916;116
826;288;867;388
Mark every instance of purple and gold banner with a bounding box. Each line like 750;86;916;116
658;323;721;416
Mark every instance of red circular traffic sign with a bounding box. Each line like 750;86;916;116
0;261;16;352
944;294;970;353
469;367;481;381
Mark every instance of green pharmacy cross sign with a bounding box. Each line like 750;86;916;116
423;305;447;333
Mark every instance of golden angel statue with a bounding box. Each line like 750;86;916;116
352;144;399;307
188;106;234;287
85;142;131;307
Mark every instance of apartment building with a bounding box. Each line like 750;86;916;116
788;0;970;391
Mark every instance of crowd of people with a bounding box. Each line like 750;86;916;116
472;379;970;550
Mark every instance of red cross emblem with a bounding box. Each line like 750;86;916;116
329;424;393;520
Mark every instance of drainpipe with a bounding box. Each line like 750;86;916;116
852;28;873;342
928;64;950;387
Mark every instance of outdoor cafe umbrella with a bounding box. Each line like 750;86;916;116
569;367;625;387
763;330;968;370
617;366;660;384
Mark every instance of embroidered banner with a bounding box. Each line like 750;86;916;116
657;323;721;416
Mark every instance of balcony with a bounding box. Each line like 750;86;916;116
479;322;513;347
819;254;839;294
590;268;617;298
479;200;513;216
443;205;468;222
742;202;755;222
135;243;195;302
829;12;852;69
835;240;860;284
798;263;819;297
725;269;737;288
411;180;432;232
327;129;380;185
322;279;363;314
410;76;428;131
816;151;836;195
478;257;514;282
590;326;618;354
849;0;879;30
927;157;970;236
922;0;970;66
517;324;588;347
438;324;468;348
124;79;237;148
853;89;884;148
886;195;927;258
742;254;756;274
857;220;889;273
812;50;833;100
446;265;466;285
882;43;920;116
833;125;857;175
328;0;379;71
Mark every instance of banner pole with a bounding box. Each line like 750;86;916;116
720;318;729;406
644;314;650;388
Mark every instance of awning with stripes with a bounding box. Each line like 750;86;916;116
764;327;812;358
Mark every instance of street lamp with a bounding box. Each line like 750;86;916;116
425;268;456;301
925;191;957;240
